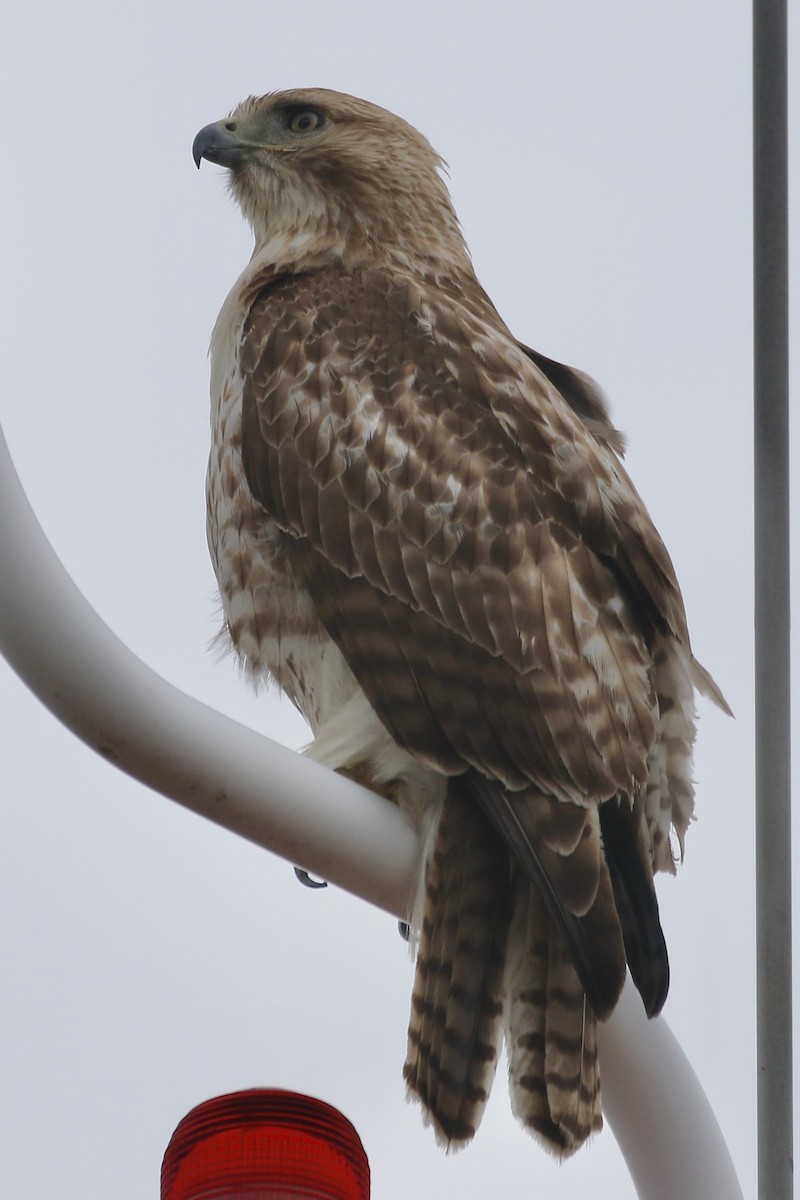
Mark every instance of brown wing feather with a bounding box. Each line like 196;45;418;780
241;269;687;645
240;267;675;788
516;343;626;457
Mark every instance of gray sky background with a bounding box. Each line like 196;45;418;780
0;2;795;1196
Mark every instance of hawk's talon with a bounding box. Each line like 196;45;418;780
294;866;328;889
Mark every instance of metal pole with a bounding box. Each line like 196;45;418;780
752;3;792;1197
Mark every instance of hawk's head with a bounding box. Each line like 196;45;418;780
193;88;471;274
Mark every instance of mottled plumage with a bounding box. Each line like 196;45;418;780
194;88;728;1155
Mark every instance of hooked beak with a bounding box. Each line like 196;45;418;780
192;122;244;169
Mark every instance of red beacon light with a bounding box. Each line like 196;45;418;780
161;1089;370;1200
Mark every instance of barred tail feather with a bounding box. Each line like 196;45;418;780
505;874;602;1155
404;785;514;1146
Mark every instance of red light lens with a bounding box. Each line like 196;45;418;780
161;1089;370;1200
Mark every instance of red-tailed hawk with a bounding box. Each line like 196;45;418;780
193;89;727;1155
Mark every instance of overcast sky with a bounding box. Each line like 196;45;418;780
0;2;796;1197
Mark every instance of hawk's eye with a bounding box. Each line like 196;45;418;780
288;110;323;134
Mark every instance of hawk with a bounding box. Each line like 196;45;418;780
193;89;727;1155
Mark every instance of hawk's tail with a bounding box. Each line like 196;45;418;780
403;785;603;1154
504;872;602;1153
404;768;670;1154
403;787;513;1146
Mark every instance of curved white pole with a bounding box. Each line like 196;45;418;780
0;423;742;1199
0;423;418;919
602;983;743;1200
